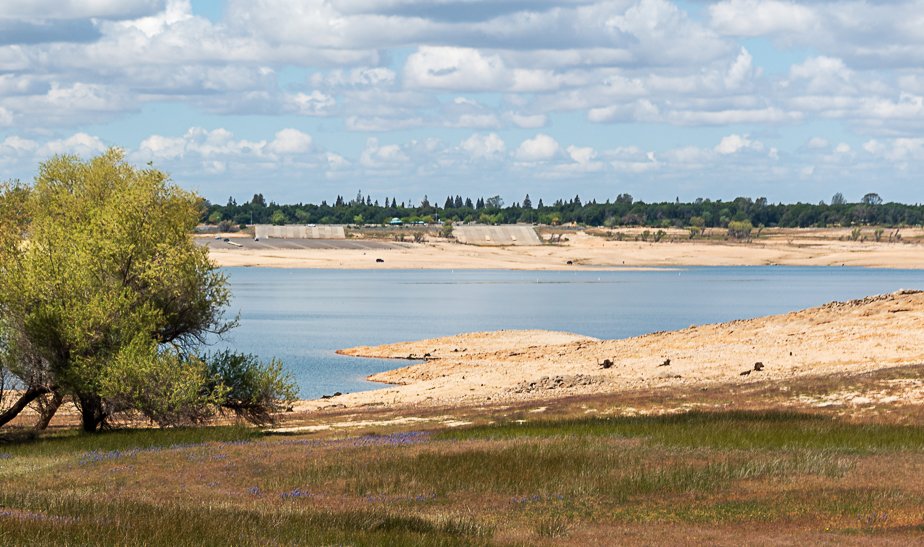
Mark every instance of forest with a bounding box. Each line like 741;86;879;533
202;191;923;229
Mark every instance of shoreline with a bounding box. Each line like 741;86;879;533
204;228;924;270
296;290;924;412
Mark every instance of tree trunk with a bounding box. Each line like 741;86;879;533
33;390;65;431
77;393;106;432
0;386;50;428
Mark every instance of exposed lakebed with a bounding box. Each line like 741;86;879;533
216;267;924;398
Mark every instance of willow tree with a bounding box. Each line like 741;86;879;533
0;150;243;431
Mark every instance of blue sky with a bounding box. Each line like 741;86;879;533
1;0;923;205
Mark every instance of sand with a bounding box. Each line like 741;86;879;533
206;227;924;270
296;290;924;411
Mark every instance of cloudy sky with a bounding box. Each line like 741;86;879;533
1;0;923;205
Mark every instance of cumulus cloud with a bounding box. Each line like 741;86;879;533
715;134;763;155
39;133;108;156
461;133;506;160
360;138;411;170
267;129;313;155
515;134;562;162
404;46;509;91
2;1;924;202
286;91;337;116
710;0;817;37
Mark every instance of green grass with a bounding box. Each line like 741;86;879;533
437;410;924;452
0;497;491;546
0;410;922;544
0;425;260;459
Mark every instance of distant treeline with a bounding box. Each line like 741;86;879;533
202;191;924;229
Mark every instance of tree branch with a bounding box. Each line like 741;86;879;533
0;386;51;428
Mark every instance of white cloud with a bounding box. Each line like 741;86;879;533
39;133;107;157
310;67;396;88
404;46;509;91
807;137;829;150
505;112;547;129
267;129;313;155
360;138;410;169
139;134;186;160
724;47;755;89
1;0;164;19
287;91;337;116
460;133;506;161
863;138;924;162
515;134;561;162
710;0;818;37
715;134;763;155
0;136;38;154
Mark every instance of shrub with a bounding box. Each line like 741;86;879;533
101;339;228;427
204;351;298;425
727;220;753;240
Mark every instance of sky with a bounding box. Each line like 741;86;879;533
1;0;923;205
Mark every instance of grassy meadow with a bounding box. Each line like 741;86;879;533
0;420;921;544
1;367;923;545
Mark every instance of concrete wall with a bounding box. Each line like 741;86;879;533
453;225;542;246
254;225;346;239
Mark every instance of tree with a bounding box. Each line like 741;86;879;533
616;193;633;205
485;195;504;209
522;194;533;210
861;192;883;206
0;150;293;432
271;209;287;225
727;220;753;240
831;192;846;206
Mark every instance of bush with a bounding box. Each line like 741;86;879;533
204;351;297;425
727;220;753;240
101;339;227;427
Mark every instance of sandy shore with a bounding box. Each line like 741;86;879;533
207;227;924;270
295;290;924;411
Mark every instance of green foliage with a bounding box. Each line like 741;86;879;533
0;150;270;431
727;220;753;239
204;351;297;424
439;221;454;238
100;338;227;427
270;209;287;225
201;190;923;229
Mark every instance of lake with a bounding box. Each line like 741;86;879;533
216;267;924;398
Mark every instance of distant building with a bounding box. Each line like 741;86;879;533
389;217;403;225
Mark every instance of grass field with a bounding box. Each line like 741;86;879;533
2;396;923;545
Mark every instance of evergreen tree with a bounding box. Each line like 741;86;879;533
523;194;533;209
464;197;474;208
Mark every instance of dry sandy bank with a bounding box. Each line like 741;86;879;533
207;227;924;270
296;290;924;411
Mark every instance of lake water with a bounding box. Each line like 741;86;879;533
216;267;924;399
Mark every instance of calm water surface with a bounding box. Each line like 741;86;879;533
216;267;924;398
